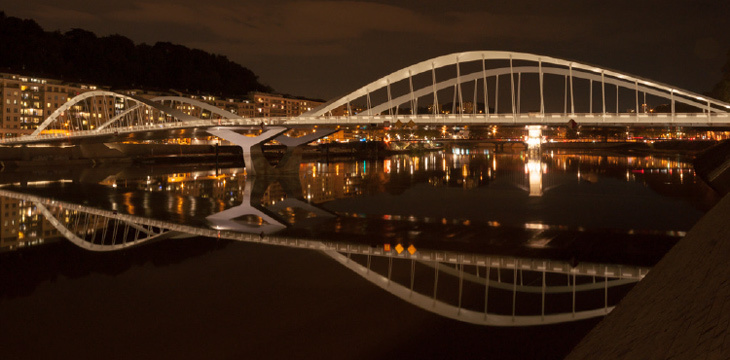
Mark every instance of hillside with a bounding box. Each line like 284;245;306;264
0;12;272;97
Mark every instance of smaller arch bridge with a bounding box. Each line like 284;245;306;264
33;91;199;135
1;91;275;146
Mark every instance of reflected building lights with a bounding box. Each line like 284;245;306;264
0;150;708;253
526;156;544;197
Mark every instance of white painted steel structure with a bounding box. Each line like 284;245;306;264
5;50;729;147
302;51;730;120
31;91;205;136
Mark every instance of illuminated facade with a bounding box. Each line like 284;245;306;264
0;73;97;138
0;197;20;250
0;198;67;252
0;73;325;140
250;92;323;117
209;97;256;118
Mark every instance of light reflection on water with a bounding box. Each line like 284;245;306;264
0;150;715;253
0;150;719;359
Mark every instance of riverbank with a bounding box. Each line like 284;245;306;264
439;138;718;157
542;139;717;157
567;192;730;359
0;139;717;168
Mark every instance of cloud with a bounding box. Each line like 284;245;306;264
5;0;728;98
36;1;595;56
9;4;102;31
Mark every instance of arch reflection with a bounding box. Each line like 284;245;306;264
0;180;647;327
0;148;705;326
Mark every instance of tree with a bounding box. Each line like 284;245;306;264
0;12;272;97
710;48;730;102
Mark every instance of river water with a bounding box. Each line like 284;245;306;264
0;148;719;359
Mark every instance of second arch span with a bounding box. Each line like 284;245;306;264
303;50;730;118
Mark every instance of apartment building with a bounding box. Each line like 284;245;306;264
0;73;331;139
250;92;323;117
0;73;98;138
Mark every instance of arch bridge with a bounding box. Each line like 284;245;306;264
1;51;728;174
294;51;730;126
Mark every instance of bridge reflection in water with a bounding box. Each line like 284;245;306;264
0;152;682;327
0;187;646;326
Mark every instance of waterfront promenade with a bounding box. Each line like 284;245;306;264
567;193;730;359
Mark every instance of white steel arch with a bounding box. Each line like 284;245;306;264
325;249;619;326
32;91;201;136
95;95;242;131
363;66;724;116
151;96;241;119
34;202;178;252
302;50;730;118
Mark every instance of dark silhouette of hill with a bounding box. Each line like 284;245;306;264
710;48;730;103
0;12;272;97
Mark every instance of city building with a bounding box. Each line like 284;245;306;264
0;198;67;252
250;92;323;117
0;197;20;250
0;73;328;139
0;73;97;138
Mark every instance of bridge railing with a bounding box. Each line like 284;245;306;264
2;112;728;145
285;112;730;126
0;118;289;145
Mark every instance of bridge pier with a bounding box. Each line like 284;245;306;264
207;126;287;176
207;127;338;176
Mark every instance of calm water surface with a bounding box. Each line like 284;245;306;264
0;149;719;359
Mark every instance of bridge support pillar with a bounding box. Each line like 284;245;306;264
207;127;339;176
208;127;288;176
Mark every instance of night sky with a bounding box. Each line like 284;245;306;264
3;1;730;100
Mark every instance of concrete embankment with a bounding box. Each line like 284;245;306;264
0;143;233;168
694;140;730;195
107;143;242;165
542;140;717;156
0;143;131;168
0;141;396;168
566;192;730;359
0;140;713;168
440;139;717;156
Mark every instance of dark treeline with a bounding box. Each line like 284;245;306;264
0;12;272;97
711;48;730;103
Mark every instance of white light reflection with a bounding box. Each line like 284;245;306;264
526;154;543;197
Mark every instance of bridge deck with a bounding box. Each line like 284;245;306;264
567;193;730;359
1;113;729;146
287;113;730;126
